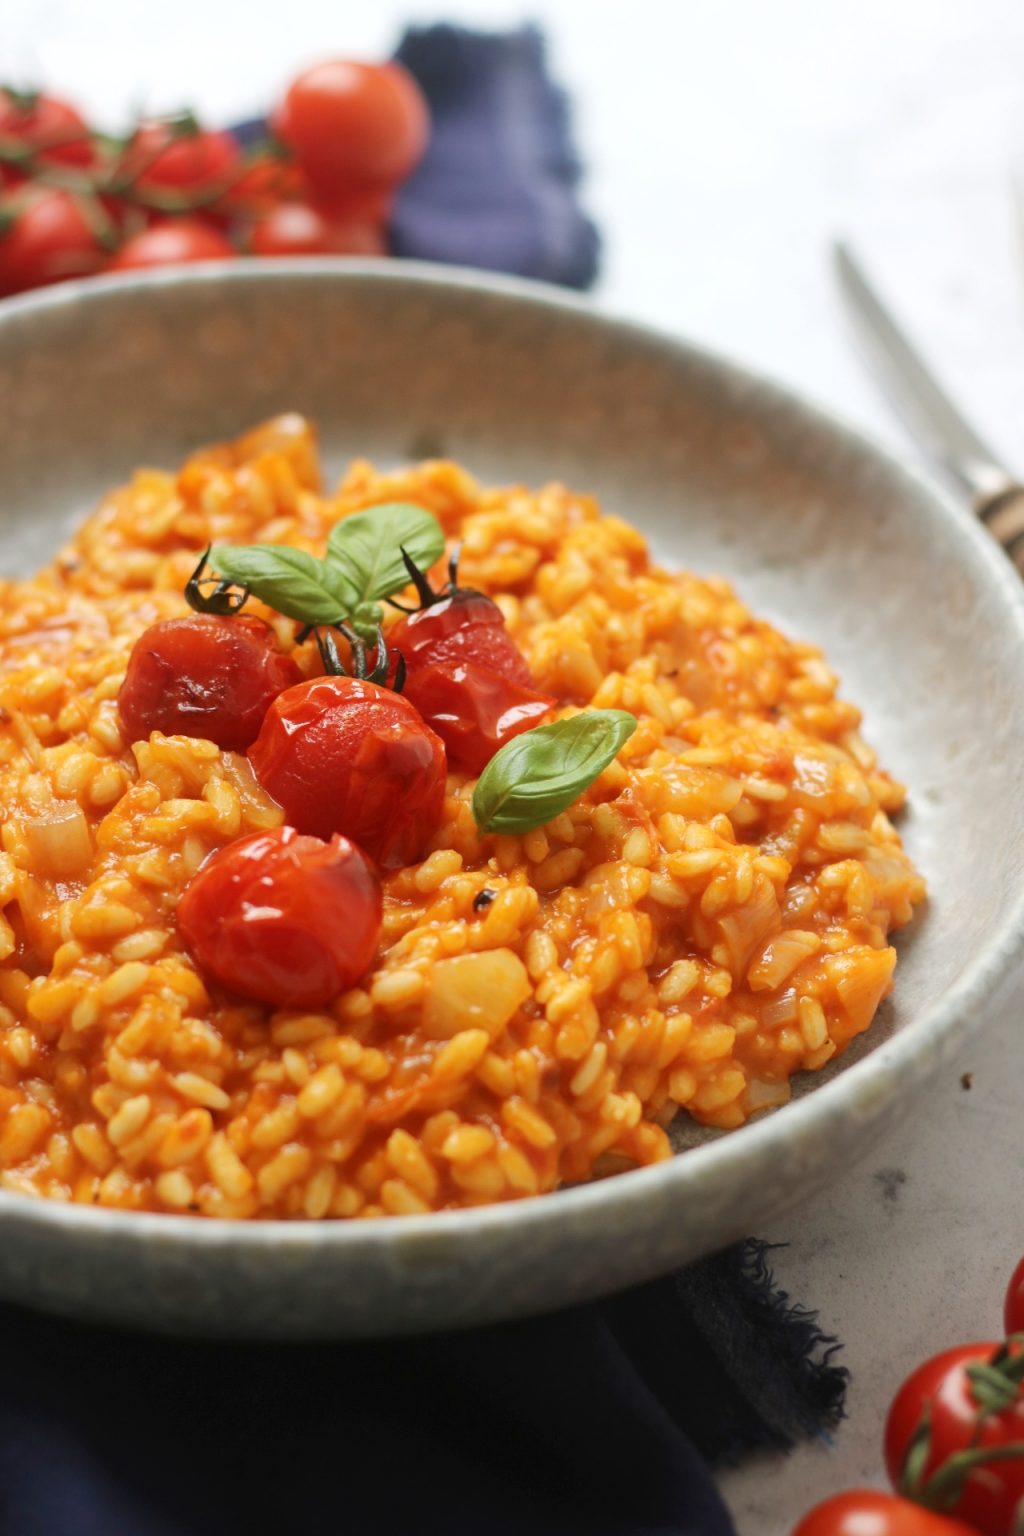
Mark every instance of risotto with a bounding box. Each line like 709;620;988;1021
0;415;925;1219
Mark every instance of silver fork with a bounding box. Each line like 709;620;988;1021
833;240;1024;575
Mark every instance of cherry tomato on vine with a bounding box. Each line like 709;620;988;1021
1005;1258;1024;1336
249;675;446;869
792;1489;979;1536
106;217;237;271
249;200;386;257
0;89;95;185
884;1340;1024;1535
401;663;553;775
210;153;307;220
178;826;381;1008
0;187;107;295
119;121;241;201
118;614;302;751
273;59;428;201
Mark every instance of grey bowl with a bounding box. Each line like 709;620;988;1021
1;261;1023;1338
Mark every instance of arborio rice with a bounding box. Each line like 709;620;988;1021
0;416;925;1218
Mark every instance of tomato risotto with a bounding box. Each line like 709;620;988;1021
0;416;925;1218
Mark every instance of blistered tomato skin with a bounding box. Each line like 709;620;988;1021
389;591;535;686
177;827;382;1009
388;590;554;771
403;662;553;775
248;676;447;869
118;614;302;752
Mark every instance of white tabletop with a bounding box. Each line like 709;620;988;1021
4;2;1024;1530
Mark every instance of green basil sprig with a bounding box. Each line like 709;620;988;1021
209;502;445;640
472;711;637;834
324;503;445;609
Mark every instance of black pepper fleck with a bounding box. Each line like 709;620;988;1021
473;889;496;912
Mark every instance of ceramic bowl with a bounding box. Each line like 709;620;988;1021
1;261;1022;1337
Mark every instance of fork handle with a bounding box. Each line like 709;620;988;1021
974;484;1024;576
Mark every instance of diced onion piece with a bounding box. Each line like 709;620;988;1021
22;804;93;878
760;989;799;1027
748;929;821;992
423;949;531;1041
828;946;897;1041
746;1078;791;1112
717;875;780;975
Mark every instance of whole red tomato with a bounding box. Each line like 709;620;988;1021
273;59;428;201
106;218;236;271
249;200;386;258
1006;1258;1024;1336
0;89;95;185
119;121;241;201
885;1340;1024;1535
118;613;302;752
249;674;446;869
793;1489;979;1536
0;187;107;295
177;826;382;1008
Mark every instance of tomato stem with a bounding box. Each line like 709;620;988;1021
2;84;40;115
918;1443;1024;1511
314;624;406;692
185;546;249;616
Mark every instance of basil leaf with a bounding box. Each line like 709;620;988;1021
472;711;638;834
210;544;349;625
326;503;445;606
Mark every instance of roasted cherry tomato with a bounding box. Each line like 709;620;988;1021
178;826;381;1008
273;59;428;201
885;1340;1024;1535
793;1489;979;1536
401;662;553;775
249;675;446;869
249;200;386;257
387;564;554;771
0;89;95;185
0;187;107;295
389;577;535;687
119;121;241;201
106;217;236;271
118;614;302;751
1006;1258;1024;1336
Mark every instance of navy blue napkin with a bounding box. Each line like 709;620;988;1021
0;1240;845;1536
391;23;600;289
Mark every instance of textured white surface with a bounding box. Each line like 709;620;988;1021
2;2;1024;1530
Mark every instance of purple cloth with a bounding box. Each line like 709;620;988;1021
391;23;600;288
0;1241;845;1536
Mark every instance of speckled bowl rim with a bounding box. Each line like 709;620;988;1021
2;257;1023;1266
